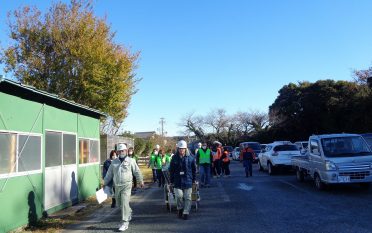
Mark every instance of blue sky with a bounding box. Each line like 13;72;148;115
1;0;372;136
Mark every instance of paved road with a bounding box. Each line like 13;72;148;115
64;161;372;233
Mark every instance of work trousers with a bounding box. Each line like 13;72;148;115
222;161;230;176
115;183;132;222
156;169;164;187
213;160;221;176
152;169;157;182
244;160;253;176
174;188;192;215
132;175;137;189
199;163;211;185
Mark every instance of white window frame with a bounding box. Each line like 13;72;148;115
78;137;100;167
0;130;43;179
45;130;77;168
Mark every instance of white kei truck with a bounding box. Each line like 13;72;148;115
291;134;372;190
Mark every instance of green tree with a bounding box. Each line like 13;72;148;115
134;138;146;156
268;80;368;141
1;0;139;127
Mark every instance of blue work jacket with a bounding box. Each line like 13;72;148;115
169;151;196;189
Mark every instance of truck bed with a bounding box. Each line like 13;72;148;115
291;155;310;170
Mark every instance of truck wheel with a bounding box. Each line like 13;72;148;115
314;173;325;190
296;168;304;182
268;162;275;176
258;161;263;171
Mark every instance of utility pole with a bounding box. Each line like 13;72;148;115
159;117;165;137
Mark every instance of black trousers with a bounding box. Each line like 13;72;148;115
222;161;230;175
156;169;164;187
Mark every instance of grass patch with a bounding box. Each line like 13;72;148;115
139;165;153;184
12;197;104;233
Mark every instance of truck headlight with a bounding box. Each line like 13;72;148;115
325;161;337;171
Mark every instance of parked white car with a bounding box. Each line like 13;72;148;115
258;141;301;175
232;147;240;160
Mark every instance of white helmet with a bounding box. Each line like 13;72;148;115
117;143;127;151
197;142;202;147
177;140;187;149
155;144;160;150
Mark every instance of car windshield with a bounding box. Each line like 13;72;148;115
321;136;372;157
224;146;233;152
274;145;298;151
248;143;261;150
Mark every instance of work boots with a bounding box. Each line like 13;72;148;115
178;209;183;218
111;198;116;208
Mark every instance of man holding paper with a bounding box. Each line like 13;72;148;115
104;143;144;232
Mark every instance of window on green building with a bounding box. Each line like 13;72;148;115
79;139;99;164
18;135;42;172
0;132;42;176
0;133;17;175
63;134;76;165
45;132;62;167
89;140;99;163
46;131;77;167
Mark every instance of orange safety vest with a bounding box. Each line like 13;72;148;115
240;148;256;161
213;148;222;161
222;151;230;163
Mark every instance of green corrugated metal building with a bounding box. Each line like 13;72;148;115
0;78;105;233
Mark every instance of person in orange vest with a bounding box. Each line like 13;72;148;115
242;145;256;177
221;147;231;177
211;141;222;177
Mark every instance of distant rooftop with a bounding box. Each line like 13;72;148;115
134;131;156;139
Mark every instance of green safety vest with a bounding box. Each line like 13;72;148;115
155;155;163;169
198;148;211;164
164;154;171;163
149;154;156;168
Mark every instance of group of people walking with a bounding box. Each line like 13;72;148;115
147;146;172;187
101;140;257;232
195;141;232;187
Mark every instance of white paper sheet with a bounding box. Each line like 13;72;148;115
96;188;108;204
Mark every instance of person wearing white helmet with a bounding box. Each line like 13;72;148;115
169;140;196;220
104;143;144;232
194;142;202;157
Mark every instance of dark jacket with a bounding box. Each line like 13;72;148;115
169;151;196;189
102;159;113;186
